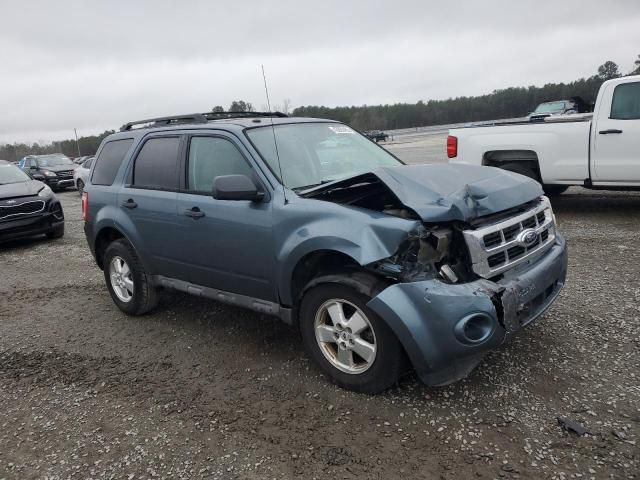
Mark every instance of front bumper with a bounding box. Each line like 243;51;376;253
367;234;568;386
46;177;75;189
0;209;64;242
42;176;75;189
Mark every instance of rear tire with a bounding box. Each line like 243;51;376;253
103;239;159;316
500;162;539;182
543;185;569;196
77;179;84;195
300;279;403;393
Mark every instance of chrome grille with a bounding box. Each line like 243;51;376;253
0;200;46;219
463;197;556;278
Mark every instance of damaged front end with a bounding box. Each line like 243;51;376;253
363;223;567;386
367;222;470;284
298;166;568;386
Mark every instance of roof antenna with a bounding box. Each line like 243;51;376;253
261;65;287;204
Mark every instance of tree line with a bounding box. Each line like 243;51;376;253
293;57;640;131
1;57;638;162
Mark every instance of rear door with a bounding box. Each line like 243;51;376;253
175;133;276;301
592;79;640;183
117;135;186;279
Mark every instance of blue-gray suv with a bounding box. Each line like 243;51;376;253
83;111;567;393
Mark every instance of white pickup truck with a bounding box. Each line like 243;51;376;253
447;75;640;195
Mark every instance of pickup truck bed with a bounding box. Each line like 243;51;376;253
447;76;640;192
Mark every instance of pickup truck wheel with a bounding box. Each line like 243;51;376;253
103;239;159;316
300;282;403;393
500;162;539;182
543;185;569;196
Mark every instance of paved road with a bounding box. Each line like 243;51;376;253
384;130;449;164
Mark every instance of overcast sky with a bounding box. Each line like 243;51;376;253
1;0;639;144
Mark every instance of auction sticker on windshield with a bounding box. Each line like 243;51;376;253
328;125;355;134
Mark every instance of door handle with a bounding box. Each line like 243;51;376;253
183;207;205;219
121;199;138;209
599;129;623;134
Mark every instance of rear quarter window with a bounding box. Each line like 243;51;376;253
92;139;134;186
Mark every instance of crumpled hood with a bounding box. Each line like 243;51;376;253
373;164;543;221
303;164;543;222
0;180;45;199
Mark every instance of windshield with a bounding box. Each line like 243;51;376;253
246;122;402;190
37;155;73;167
533;101;566;114
0;163;30;184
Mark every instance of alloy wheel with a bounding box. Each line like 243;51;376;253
109;256;134;302
314;298;377;374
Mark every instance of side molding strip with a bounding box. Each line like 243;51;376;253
151;275;293;325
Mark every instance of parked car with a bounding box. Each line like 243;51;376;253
0;160;64;242
83;111;567;393
448;75;640;196
73;156;94;194
526;96;589;122
74;156;90;165
18;154;76;191
364;130;389;142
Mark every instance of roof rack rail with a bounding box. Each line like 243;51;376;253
120;114;208;131
120;111;288;131
204;111;288;119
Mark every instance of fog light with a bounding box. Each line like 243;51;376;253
454;313;495;345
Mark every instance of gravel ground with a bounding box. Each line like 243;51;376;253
1;138;639;479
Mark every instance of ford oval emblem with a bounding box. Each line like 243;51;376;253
517;228;538;247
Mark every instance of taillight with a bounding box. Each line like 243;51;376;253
447;135;458;158
81;192;89;222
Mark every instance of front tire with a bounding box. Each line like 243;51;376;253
103;239;159;315
300;281;403;393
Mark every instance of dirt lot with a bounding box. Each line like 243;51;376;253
1;139;639;479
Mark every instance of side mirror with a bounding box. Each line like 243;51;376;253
212;174;265;201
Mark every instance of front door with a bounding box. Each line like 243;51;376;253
592;79;640;183
176;134;276;301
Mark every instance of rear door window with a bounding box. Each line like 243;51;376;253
132;137;181;191
92;139;134;186
610;82;640;120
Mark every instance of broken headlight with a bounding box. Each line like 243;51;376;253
371;225;467;283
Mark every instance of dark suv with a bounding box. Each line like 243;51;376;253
19;154;76;191
83;112;567;393
0;160;64;242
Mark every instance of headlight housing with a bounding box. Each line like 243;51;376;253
38;184;52;197
43;170;57;177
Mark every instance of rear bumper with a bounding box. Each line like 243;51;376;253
84;222;97;260
367;234;568;386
